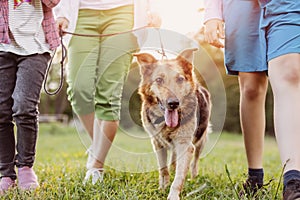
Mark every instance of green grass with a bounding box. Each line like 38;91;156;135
1;123;283;200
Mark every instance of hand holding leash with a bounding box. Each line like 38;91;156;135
56;17;69;36
204;19;225;48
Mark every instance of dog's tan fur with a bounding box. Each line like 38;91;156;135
135;48;211;200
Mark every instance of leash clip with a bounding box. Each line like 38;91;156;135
155;28;168;61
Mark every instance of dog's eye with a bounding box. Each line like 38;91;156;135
155;77;164;85
176;76;185;83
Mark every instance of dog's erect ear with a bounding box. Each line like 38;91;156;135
176;48;198;64
134;52;158;78
133;53;157;66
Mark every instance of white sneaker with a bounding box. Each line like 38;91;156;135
83;168;104;185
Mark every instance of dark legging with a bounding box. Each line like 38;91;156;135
0;52;49;180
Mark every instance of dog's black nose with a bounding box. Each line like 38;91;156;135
167;98;179;110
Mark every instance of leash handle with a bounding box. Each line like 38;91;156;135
43;29;66;95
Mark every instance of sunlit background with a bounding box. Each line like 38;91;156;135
152;0;205;34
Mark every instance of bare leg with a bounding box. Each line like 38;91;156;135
238;72;268;169
268;53;300;172
91;120;118;169
78;113;95;139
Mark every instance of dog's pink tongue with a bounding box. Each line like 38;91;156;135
165;110;178;128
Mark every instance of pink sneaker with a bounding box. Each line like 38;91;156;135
18;167;39;190
0;177;16;195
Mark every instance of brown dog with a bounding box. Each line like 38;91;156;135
134;48;211;200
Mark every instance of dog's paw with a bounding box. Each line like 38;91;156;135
190;167;199;179
167;192;180;200
159;175;170;190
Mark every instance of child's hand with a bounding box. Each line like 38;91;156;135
55;17;69;36
204;19;225;48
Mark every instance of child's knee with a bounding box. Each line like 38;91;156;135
270;54;300;88
12;99;37;120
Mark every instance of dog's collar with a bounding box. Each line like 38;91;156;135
146;108;165;125
154;116;165;124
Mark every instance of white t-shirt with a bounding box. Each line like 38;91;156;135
79;0;133;10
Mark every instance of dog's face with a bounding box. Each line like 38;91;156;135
135;48;198;128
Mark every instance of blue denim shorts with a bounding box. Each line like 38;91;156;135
260;0;300;61
223;0;267;75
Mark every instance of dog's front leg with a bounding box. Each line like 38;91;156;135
167;141;194;200
153;142;170;190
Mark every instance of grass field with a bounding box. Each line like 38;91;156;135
1;123;283;200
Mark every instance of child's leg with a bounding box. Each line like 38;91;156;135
92;4;137;168
238;72;268;169
0;52;17;181
260;0;300;175
268;53;300;172
238;72;268;195
91;120;118;169
13;53;49;169
66;10;102;139
223;0;268;194
260;2;300;197
269;53;300;200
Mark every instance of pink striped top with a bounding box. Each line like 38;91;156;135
0;0;60;50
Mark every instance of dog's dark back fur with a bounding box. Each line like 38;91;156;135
194;87;211;142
